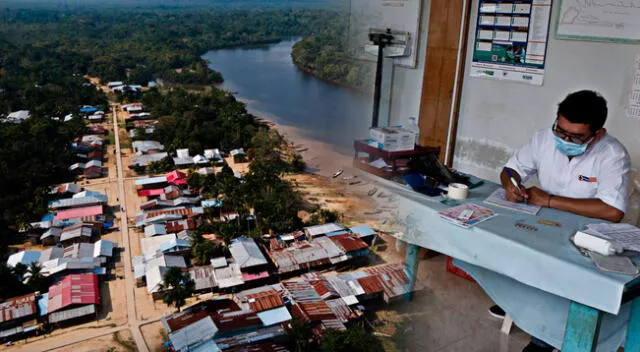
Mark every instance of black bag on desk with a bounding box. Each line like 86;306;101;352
407;153;469;186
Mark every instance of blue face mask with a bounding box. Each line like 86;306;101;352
553;135;591;156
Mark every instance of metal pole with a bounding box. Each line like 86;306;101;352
371;44;385;128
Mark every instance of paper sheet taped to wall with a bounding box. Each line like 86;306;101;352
628;54;640;120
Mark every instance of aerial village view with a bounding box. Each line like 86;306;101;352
2;1;640;352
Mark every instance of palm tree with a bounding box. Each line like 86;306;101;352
27;262;48;293
159;267;195;312
192;240;219;266
12;263;28;280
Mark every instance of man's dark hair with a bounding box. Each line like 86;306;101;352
557;90;608;132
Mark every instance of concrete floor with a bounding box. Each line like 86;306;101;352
386;255;532;352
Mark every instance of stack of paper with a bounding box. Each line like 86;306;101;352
483;188;541;215
582;223;640;253
438;203;497;229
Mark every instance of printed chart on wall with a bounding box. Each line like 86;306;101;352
470;0;552;86
556;0;640;42
628;54;640;120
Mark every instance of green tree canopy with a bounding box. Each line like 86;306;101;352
160;267;196;312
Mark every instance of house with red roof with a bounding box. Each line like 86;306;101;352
46;273;100;325
166;170;188;186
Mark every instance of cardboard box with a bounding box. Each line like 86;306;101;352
369;127;416;151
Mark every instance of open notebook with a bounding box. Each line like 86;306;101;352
483;188;541;215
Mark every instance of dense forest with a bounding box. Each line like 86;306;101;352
0;6;337;257
291;21;374;92
0;8;337;112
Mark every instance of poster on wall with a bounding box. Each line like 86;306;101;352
470;0;552;86
628;54;640;120
556;0;640;43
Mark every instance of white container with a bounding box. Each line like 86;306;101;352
369;127;416;152
447;183;469;200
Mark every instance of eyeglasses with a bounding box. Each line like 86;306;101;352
552;121;593;144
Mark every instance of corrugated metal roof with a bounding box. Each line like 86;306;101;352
169;316;219;352
48;304;96;324
140;234;177;257
356;275;384;295
257;306;291;326
63;243;94;259
60;225;93;242
0;293;37;323
132;140;164;153
213;263;244;289
54;205;103;221
281;281;322;303
325;299;356;323
47;274;99;313
49;196;107;210
349;225;377;238
144;223;167;238
159;238;191;253
93;240;115;257
146;265;169;293
131;152;169;167
189;266;217;291
134;176;167;186
7;251;41;267
245;290;285;312
304;223;344;237
214;325;285;350
39;247;64;263
364;263;414;301
210;257;228;268
267;237;345;274
295;302;335;322
329;234;369;253
229;237;268;269
41;227;62;240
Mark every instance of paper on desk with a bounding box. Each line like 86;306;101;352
483;188;541;215
587;251;639;276
585;223;640;252
368;158;389;169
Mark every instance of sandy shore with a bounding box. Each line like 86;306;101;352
243;103;358;179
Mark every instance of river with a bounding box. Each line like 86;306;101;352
202;38;373;154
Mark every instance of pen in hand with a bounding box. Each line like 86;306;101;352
504;168;528;203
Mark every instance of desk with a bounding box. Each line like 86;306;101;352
352;140;440;179
370;176;640;351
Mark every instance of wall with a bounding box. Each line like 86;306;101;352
453;0;640;182
387;0;432;126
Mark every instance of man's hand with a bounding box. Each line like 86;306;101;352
504;182;528;203
526;187;552;207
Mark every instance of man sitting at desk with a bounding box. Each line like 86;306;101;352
496;90;631;351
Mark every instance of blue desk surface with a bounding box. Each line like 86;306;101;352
375;177;639;315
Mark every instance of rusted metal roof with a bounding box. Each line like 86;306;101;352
356;275;384;295
246;290;285;312
329;234;369;253
293;302;335;322
0;293;37;323
364;263;413;302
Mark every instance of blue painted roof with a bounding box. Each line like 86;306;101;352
350;225;377;238
41;213;54;222
257;306;292;326
38;293;49;316
159;238;191;253
80;107;98;113
201;199;224;208
326;230;350;237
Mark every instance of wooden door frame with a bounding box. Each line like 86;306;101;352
417;0;472;167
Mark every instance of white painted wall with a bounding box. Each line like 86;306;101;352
453;0;640;182
386;0;431;127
